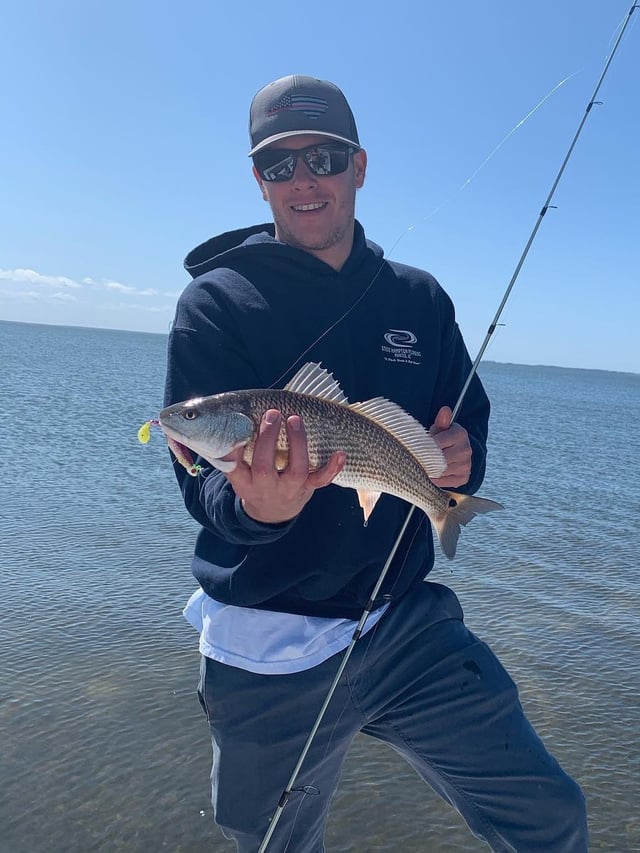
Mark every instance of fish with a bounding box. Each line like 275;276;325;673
159;362;503;559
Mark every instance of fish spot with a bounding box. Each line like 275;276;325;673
448;498;457;508
463;660;482;679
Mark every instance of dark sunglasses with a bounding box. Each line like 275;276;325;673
253;142;355;182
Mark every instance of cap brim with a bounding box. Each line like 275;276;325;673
248;130;360;157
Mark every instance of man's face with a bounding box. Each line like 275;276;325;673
252;134;367;270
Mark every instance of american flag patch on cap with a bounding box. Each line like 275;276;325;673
267;94;329;119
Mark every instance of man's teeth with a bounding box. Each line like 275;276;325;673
292;203;326;211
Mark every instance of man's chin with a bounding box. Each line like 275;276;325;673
276;224;347;254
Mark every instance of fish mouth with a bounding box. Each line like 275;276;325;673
166;436;195;469
164;433;242;474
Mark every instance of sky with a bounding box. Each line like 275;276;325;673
1;0;638;373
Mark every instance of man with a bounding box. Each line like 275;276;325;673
164;75;587;852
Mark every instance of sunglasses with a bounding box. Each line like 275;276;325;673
253;142;355;182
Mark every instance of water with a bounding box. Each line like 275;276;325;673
1;319;639;852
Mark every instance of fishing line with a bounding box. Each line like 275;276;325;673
256;3;638;849
450;0;638;424
404;73;579;233
268;71;578;391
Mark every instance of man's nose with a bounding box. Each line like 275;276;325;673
290;154;318;187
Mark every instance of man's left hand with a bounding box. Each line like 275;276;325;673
429;406;472;489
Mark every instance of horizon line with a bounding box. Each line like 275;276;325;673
1;317;637;378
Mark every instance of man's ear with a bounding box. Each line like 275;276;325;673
353;149;367;189
252;165;269;201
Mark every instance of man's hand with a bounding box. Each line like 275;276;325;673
222;410;346;524
429;406;472;489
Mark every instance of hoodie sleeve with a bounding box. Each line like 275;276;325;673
163;275;298;546
430;289;490;495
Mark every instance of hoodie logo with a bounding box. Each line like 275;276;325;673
383;330;417;348
382;329;421;366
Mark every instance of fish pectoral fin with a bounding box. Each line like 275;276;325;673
357;490;382;525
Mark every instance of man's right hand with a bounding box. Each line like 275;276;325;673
222;410;346;524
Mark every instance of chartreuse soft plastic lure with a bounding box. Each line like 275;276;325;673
137;419;158;444
137;419;202;477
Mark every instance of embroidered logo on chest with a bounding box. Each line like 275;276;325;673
381;329;422;365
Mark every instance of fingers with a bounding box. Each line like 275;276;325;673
224;411;345;524
307;450;346;489
284;416;345;487
430;406;453;435
429;407;472;488
283;415;312;480
250;409;284;475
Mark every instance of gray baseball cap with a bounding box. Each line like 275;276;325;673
248;75;360;156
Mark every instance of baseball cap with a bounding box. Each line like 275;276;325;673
248;75;360;156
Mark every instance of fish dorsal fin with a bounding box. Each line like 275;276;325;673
350;398;447;479
283;362;349;404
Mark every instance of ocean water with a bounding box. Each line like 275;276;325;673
1;319;639;853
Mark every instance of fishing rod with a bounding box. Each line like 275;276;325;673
452;2;638;422
257;5;638;850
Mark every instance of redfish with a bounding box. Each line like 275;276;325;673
159;362;502;559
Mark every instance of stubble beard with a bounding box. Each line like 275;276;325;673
273;211;354;255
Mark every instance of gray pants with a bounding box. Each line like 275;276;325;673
197;582;588;852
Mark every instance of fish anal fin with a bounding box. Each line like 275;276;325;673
357;489;382;525
283;362;349;404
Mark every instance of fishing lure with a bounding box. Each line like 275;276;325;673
136;419;158;444
137;419;203;477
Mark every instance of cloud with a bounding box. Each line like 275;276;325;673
0;288;42;302
0;268;81;289
0;286;77;304
2;267;164;300
103;280;137;294
88;277;157;297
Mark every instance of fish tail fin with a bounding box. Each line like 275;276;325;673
433;492;504;560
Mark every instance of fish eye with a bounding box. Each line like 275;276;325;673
183;409;199;420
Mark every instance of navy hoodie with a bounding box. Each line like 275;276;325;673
164;221;490;619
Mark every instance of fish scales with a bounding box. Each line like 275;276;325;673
241;389;440;509
158;362;503;558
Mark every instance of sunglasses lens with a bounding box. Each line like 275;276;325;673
306;146;349;176
255;152;296;182
255;144;352;182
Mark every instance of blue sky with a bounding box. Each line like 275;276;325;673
1;1;638;373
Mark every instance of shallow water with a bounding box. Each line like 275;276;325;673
1;320;639;851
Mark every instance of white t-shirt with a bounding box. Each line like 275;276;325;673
183;587;388;675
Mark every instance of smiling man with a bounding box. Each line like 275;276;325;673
164;75;588;852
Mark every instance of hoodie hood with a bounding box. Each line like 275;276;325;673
183;220;383;280
184;223;275;279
